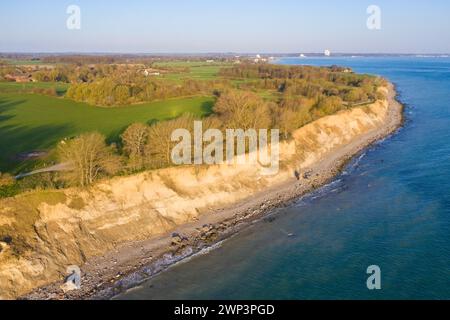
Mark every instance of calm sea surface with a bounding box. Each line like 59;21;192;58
117;57;450;300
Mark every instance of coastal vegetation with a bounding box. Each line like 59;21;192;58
0;55;386;195
0;90;400;299
57;132;122;187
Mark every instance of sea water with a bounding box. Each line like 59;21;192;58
117;56;450;300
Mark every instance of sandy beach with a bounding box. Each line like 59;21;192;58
22;83;404;300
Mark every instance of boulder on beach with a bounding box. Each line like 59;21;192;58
60;265;81;293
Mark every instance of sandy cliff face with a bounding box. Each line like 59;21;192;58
0;94;391;299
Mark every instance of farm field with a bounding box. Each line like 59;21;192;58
0;93;214;173
3;58;44;65
0;81;69;95
156;61;233;81
0;60;238;174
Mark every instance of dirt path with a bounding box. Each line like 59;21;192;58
15;162;72;179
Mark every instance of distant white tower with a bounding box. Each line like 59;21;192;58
324;49;331;57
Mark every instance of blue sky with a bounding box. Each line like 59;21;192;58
1;0;449;53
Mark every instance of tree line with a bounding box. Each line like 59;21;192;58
57;90;274;186
65;77;229;106
46;83;385;188
0;63;388;195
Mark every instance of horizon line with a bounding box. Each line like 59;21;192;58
1;52;450;56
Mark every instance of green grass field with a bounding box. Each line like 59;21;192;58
155;61;232;81
0;93;214;173
163;65;224;81
3;59;44;65
0;81;69;95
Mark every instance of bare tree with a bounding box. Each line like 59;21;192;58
213;90;271;130
277;107;301;139
58;132;122;187
121;123;149;170
145;114;195;168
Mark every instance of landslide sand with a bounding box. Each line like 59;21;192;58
20;83;403;300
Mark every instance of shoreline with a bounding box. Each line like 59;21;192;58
22;83;404;300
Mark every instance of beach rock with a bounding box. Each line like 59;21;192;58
201;225;212;233
171;233;189;246
60;265;81;293
264;216;276;223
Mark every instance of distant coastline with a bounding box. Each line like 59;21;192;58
21;82;404;300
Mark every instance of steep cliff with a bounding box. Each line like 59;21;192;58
0;88;397;299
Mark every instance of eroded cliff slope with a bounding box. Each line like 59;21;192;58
0;88;398;299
